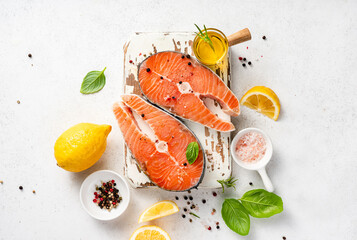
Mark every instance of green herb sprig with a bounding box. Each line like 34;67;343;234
221;189;283;236
186;142;199;164
80;67;107;94
194;24;215;52
217;176;238;193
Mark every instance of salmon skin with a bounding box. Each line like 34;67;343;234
138;51;240;132
113;94;205;191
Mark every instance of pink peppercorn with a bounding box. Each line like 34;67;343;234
93;199;97;203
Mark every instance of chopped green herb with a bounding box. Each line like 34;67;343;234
189;212;200;218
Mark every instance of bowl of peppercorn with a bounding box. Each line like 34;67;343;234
79;170;130;220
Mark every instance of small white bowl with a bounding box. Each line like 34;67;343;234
79;170;130;220
231;128;274;192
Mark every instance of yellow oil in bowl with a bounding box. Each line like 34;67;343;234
193;28;228;66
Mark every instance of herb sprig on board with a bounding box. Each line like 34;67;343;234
194;24;215;52
217;176;238;193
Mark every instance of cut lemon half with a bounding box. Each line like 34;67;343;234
138;200;179;223
130;225;171;240
240;86;281;121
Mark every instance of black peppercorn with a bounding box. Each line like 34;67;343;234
248;61;251;65
160;76;163;79
202;199;206;204
28;53;32;58
141;114;145;117
182;214;186;218
249;182;253;186
184;208;187;212
186;54;190;58
179;81;182;84
188;62;191;66
175;196;179;200
146;68;150;72
216;225;220;229
172;96;175;99
262;36;266;40
183;163;187;166
242;63;246;67
19;186;23;190
184;196;188;200
282;237;286;240
243;58;246;61
181;55;185;59
187;201;190;205
189;196;193;200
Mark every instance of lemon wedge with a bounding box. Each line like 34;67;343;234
138;200;179;223
130;225;171;240
240;86;281;121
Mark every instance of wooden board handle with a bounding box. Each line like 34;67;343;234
227;28;251;47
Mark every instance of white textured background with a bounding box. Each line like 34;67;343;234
0;0;356;239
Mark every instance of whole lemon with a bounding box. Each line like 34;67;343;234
54;123;112;172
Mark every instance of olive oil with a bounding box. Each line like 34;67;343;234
193;28;228;66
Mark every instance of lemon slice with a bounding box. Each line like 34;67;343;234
130;225;171;240
138;200;179;223
240;86;281;120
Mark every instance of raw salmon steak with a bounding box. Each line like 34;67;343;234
113;94;205;191
138;51;240;132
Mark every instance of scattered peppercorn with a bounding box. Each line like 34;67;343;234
212;191;217;197
189;196;193;200
32;190;36;194
243;58;246;61
188;190;191;194
216;222;219;225
172;96;176;99
160;76;163;79
189;218;192;222
187;201;190;205
129;60;133;63
175;196;179;200
184;196;188;200
179;81;182;84
183;208;187;212
19;186;23;190
181;55;185;59
17;100;20;104
0;180;3;184
190;205;195;209
28;53;32;58
282;237;286;240
182;214;186;218
239;57;243;60
188;62;191;66
216;225;220;229
262;36;266;40
141;114;145;117
249;182;253;186
208;226;211;230
146;68;150;72
183;163;187;166
186;54;191;59
248;61;252;65
202;199;206;204
242;63;246;67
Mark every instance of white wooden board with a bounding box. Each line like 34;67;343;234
123;32;232;188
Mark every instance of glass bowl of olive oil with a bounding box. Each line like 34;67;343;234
193;28;228;66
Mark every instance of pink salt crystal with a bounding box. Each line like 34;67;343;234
236;132;266;162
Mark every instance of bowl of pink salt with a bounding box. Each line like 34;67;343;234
231;128;274;192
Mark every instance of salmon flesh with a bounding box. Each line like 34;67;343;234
138;51;240;132
113;94;205;191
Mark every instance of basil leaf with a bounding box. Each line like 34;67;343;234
186;142;199;164
239;189;283;218
80;67;106;94
221;199;250;236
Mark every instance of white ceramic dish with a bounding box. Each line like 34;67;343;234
79;170;130;220
231;128;274;192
